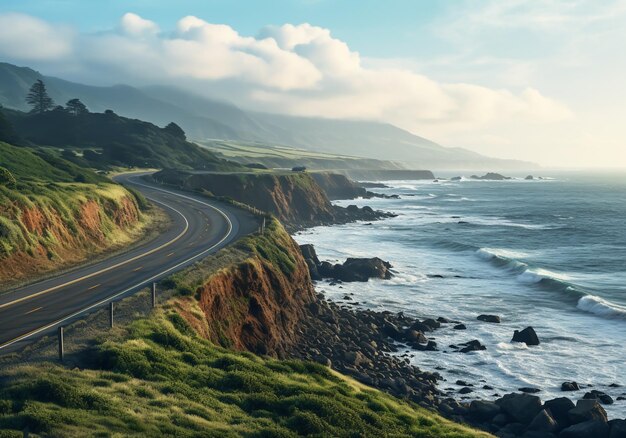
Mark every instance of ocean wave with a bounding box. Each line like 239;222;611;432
517;268;571;284
576;295;626;319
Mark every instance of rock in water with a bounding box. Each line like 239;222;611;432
609;419;626;438
458;340;486;353
512;326;540;346
477;314;501;323
583;390;614;405
561;381;580;391
469;400;500;421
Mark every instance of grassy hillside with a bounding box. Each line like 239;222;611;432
0;141;148;285
0;308;488;437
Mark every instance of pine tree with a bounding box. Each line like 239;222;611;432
26;79;54;114
66;98;89;116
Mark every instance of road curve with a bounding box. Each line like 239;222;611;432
0;172;259;354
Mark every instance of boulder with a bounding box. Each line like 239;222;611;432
382;321;403;340
525;175;534;180
560;420;609;438
343;350;370;368
453;323;467;330
458;340;487;353
519;387;542;394
477;314;501;323
469;400;500;421
459;387;473;394
528;409;558;433
496;393;543;424
335;257;393;282
609;419;626;438
422;318;441;330
583;390;614;405
567;399;608;425
512;327;540;346
404;329;427;344
561;382;580;392
544;397;575;427
305;258;322;280
299;244;320;265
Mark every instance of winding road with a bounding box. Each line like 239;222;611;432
0;172;259;354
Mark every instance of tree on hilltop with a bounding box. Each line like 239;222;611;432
66;98;89;116
26;79;55;114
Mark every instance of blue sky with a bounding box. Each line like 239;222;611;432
1;0;625;167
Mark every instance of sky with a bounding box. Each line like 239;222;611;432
0;0;625;168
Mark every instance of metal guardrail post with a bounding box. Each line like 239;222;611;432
58;326;64;362
152;282;157;308
109;302;114;328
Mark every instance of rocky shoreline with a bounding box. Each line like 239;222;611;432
291;244;626;438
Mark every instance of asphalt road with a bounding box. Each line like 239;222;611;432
0;172;259;354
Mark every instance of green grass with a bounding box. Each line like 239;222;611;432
0;306;489;437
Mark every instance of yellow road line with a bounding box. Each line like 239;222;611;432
166;252;175;257
0;175;234;351
24;306;43;315
132;266;143;272
87;284;101;291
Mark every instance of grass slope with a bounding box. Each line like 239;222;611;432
0;306;489;438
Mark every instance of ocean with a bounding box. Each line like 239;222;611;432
295;171;626;417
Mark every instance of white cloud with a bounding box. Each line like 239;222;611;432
0;13;73;60
0;12;574;158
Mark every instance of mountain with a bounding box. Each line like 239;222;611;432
0;62;536;170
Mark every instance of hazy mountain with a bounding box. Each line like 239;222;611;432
0;62;536;170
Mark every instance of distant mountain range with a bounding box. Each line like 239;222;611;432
0;62;536;170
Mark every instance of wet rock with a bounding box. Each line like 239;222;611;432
477;314;501;323
404;329;427;344
560;420;609;438
469;400;500;421
583;390;614;405
543;397;575;427
512;326;540;346
496;393;542;424
459;387;473;394
528;409;558;433
519;387;542;394
422;318;441;330
568;399;608;424
458;340;487;353
453;323;467;330
609;419;626;438
561;382;580;392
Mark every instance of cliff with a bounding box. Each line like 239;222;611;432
168;217;316;357
153;169;336;227
310;172;369;200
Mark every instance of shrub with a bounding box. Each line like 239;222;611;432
0;167;16;188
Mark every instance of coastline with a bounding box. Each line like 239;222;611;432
289;179;626;435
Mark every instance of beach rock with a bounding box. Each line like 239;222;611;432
477;314;501;323
512;327;540;346
609;419;626;438
525;175;534;180
451;176;462;181
437;317;453;323
404;329;427;344
453;323;467;330
422;318;441;330
469;400;500;421
471;172;511;181
528;409;558;433
520;387;542;394
583;390;614;405
336;257;393;282
459;340;487;353
559;420;609;438
561;382;580;392
567;399;608;424
496;393;543;424
459;387;473;394
544;397;575;427
299;244;320;265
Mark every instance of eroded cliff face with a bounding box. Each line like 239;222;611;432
0;184;144;285
172;218;315;357
154;170;336;227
